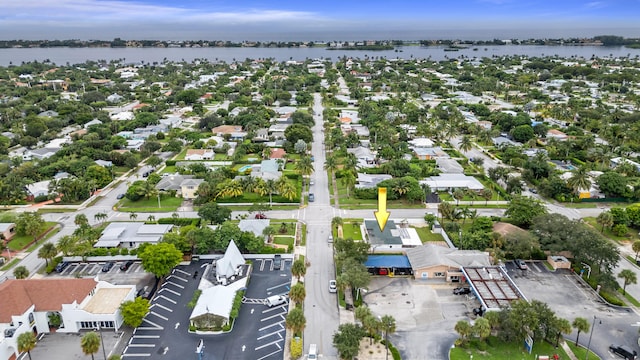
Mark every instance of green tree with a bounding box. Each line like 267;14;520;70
331;216;343;230
38;242;57;267
13;266;29;279
16;212;45;241
572;317;590;346
138;243;183;282
438;201;455;224
94;212;108;223
459;135;473;153
80;331;101;360
633;240;640;262
618;269;637;295
567;166;592;195
295;155;314;178
288;283;306;305
362;315;382;345
596;211;614;234
197;202;232;224
473;317;491;342
17;331;37;360
505;195;547;227
129;212;138;221
380;315;396;359
85;165;113;188
340;171;357;197
74;214;89;227
291;258;307;280
285;307;306;335
120;297;151;328
454;320;472;345
553;317;572;348
333;323;366;360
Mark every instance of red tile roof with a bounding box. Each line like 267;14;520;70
269;148;287;159
0;279;97;323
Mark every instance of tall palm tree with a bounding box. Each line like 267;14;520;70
17;331;36;360
567;166;592;195
459;135;473;153
438;202;454;225
255;179;278;206
288;283;306;305
452;188;465;205
380;315;396;359
341;171;357;197
392;179;410;197
38;242;57;267
295;156;314;179
81;331;101;360
572;317;590;347
619;269;637;295
596;211;614;233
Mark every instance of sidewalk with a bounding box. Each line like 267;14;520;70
560;341;579;360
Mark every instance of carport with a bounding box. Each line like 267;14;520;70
462;266;527;312
365;255;413;276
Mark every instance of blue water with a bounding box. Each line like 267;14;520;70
238;165;252;172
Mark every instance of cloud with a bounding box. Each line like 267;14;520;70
585;1;606;8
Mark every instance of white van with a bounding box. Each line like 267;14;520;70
265;295;287;307
308;344;318;360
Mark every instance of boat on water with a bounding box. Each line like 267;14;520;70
444;48;459;52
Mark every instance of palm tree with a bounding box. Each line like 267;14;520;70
380;315;396;359
452;188;465;205
554;317;572;348
14;266;29;279
142;180;158;200
285;307;306;336
262;226;276;243
17;331;37;360
278;179;297;201
94;212;108;223
324;154;339;174
38;242;57;267
288;283;306;305
57;235;78;256
633;240;640;262
341;171;357;197
295;156;314;179
480;188;493;205
81;331;101;360
331;216;343;230
74;214;89;227
596;211;614;233
438;202;454;225
618;269;637;295
147;215;156;223
291;259;307;280
459;135;473;153
454;320;472;345
255;179;278;206
572;317;590;346
567;166;592;195
129;212;138;221
216;179;243;199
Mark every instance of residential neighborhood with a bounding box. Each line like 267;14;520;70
1;46;640;360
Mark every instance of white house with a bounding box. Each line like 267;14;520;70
94;222;174;248
0;278;135;360
420;174;484;191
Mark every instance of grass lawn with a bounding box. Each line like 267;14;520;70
36;208;77;214
8;222;58;251
619;287;640;307
118;195;183;212
336;182;425;209
272;222;297;236
412;226;445;242
274;236;294;247
450;337;569;360
301;224;307;246
565;341;600;359
342;223;363;240
583;217;639;243
174;148;188;160
560;202;598;208
161;165;176;174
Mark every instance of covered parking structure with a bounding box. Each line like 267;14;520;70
364;255;413;276
461;266;527;312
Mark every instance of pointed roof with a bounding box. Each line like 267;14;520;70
216;240;245;279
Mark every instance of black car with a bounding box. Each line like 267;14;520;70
610;344;638;360
273;254;282;270
120;260;134;271
453;287;471;295
116;193;125;199
55;261;70;273
102;261;115;272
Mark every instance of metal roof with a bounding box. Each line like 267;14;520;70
365;255;412;268
462;266;526;311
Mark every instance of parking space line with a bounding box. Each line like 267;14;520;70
132;335;160;339
259;321;285;332
257;328;285;340
137;327;163;331
154;295;177;304
149;311;168;321
150;303;172;312
262;305;288;314
122;353;152;357
159;288;181;296
127;344;156;348
141;318;163;329
172;269;190;276
259;260;265;271
255;338;284;351
164;281;185;289
261;312;287;322
257;349;283;360
167;275;188;283
267;282;290;291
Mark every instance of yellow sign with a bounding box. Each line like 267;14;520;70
374;187;390;232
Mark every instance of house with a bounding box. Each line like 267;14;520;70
436;158;464;174
406;243;491;282
611;157;640;173
253;128;269;142
110;111;134;121
94;160;113;167
347;147;376;168
268;123;290;139
492;136;522;147
94;222;174;248
413;147;448;160
126;139;145;150
23;147;60;161
185;149;214;161
26;180;51;198
211;125;247;140
38;110;58;118
269;148;287;160
181;178;205;200
364;219;422;252
0;223;16;241
249;160;282;181
356;173;392;189
547;129;568;141
83;119;103;128
0;278;135;360
477;121;493;130
106;94;124;103
420;174;484;191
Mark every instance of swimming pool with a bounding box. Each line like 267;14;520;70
238;165;252;172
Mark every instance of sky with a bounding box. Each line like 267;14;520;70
1;0;639;41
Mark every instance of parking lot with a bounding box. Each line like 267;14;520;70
121;257;292;360
505;260;640;359
50;259;154;290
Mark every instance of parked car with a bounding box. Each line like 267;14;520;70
116;193;125;199
610;344;638;359
308;344;318;360
255;213;268;219
55;261;70;273
309;193;315;202
453;287;471;295
102;261;115;272
309;179;315;186
120;260;134;271
273;254;282;270
265;295;287;307
328;235;333;243
515;259;528;270
329;280;337;293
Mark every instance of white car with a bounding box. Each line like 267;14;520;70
329;280;337;293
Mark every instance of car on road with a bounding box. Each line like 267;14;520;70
273;254;282;270
328;235;333;243
453;287;471;295
329;280;337;293
255;213;268;219
116;193;125;199
308;344;318;360
55;261;70;273
309;179;315;186
309;193;315;202
120;260;134;271
102;261;115;272
515;259;528;270
609;344;638;359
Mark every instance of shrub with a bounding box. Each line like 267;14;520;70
157;217;199;226
109;248;120;256
612;224;628;237
165;160;176;166
34;195;49;203
120;248;129;255
222;323;232;332
290;337;303;359
599;290;625;306
187;290;202;309
129;248;138;255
